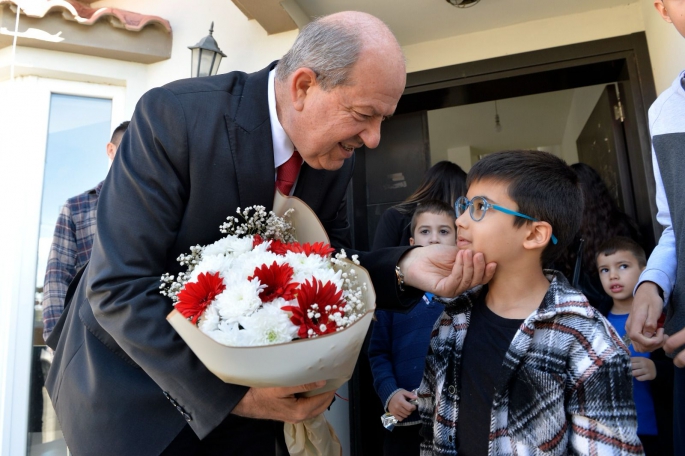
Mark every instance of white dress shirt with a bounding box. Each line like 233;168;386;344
635;70;685;304
268;69;298;194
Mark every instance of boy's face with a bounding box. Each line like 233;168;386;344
410;212;456;247
655;0;685;38
597;250;644;302
455;179;530;264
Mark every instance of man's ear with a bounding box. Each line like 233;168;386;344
654;0;672;23
106;142;117;161
289;68;318;112
522;221;554;251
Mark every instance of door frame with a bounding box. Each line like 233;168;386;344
349;32;658;456
397;32;658;247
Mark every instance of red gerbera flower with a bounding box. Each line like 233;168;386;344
265;239;335;257
286;242;336;257
248;261;299;302
176;272;226;325
282;279;345;338
267;239;291;256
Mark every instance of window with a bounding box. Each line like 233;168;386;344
29;93;112;456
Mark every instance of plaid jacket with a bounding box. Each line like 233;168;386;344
417;271;643;456
41;181;103;341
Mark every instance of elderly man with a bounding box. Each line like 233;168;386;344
45;11;495;456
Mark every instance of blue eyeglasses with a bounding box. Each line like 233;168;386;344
455;196;558;245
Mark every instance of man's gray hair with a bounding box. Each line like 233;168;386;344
275;18;362;91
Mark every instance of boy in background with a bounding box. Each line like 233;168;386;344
369;200;457;456
597;237;673;456
418;150;641;455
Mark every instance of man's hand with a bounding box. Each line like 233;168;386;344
626;282;665;352
664;328;685;368
232;381;335;423
387;389;417;421
631;357;656;381
399;247;496;298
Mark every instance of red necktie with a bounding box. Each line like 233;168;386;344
276;150;302;196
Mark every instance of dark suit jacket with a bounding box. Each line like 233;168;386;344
45;63;420;455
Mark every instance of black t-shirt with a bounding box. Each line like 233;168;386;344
456;290;524;456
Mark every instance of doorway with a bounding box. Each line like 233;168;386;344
348;32;657;456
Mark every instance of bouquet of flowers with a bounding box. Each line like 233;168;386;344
163;192;376;393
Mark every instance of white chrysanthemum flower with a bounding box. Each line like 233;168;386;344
187;255;230;282
310;268;344;289
198;304;220;332
214;279;263;323
238;304;298;346
285;251;331;281
203;235;254;257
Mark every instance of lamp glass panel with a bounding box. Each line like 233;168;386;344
199;50;216;78
190;48;201;77
210;55;222;76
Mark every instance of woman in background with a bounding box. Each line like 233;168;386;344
556;162;643;311
372;160;467;250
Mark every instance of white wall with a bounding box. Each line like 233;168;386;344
403;3;645;73
90;0;298;92
560;85;607;164
641;0;685;95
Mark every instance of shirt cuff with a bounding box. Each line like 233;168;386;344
636;269;672;306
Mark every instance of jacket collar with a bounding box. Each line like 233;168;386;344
443;270;596;321
225;62;278;212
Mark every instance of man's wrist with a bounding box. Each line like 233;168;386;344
636;281;664;300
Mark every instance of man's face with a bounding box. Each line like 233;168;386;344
656;0;685;38
290;50;406;170
410;212;457;247
597;250;644;302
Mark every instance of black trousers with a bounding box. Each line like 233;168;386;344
383;424;422;456
160;415;288;456
674;367;685;456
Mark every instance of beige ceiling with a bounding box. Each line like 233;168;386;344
236;0;638;44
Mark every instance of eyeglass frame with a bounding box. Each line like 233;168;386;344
455;195;558;245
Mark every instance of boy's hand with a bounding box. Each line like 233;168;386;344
631;357;656;381
664;327;685;368
627;282;665;352
400;247;497;298
387;389;418;421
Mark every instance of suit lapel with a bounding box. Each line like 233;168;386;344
293;164;326;213
225;63;277;212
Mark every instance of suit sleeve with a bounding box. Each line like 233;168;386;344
86;87;247;439
321;187;423;312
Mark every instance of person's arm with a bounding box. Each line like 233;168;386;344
372;208;405;250
367;311;400;411
628;150;674;351
567;329;643;454
42;203;77;341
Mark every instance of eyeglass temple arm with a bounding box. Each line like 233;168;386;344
492;204;558;245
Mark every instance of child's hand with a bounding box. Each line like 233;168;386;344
387;389;418;421
631;357;656;381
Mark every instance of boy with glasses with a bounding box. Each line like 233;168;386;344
417;150;642;455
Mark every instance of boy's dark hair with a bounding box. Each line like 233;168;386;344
596;236;647;268
110;121;130;146
467;150;582;265
410;199;456;236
